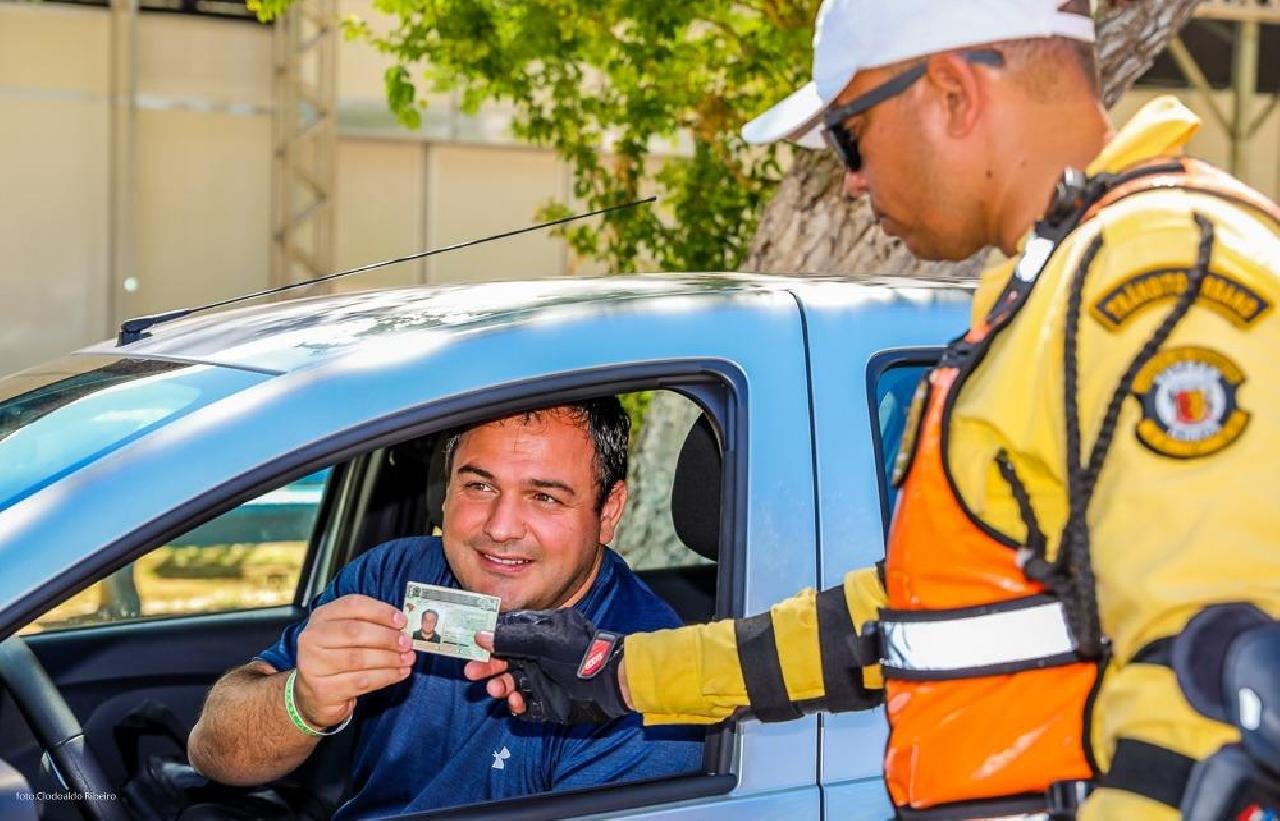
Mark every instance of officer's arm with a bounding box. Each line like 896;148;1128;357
623;566;886;725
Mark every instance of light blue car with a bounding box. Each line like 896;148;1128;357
0;275;970;820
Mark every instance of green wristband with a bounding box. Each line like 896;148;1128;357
285;668;352;737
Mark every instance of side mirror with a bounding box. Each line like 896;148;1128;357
0;756;38;821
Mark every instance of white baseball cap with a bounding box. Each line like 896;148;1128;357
742;0;1096;149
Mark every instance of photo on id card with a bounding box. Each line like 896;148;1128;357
402;581;500;661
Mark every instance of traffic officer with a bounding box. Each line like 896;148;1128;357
465;1;1280;817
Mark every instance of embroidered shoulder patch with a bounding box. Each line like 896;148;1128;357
1131;346;1250;459
1092;268;1270;331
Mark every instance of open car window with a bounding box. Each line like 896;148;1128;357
612;391;718;625
613;391;709;569
319;389;722;626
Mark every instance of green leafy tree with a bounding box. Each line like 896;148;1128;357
250;0;817;273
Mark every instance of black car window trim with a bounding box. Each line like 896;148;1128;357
865;347;944;539
0;359;749;808
303;452;381;605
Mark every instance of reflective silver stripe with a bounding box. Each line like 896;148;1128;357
881;600;1076;673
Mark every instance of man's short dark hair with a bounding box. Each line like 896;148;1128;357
998;0;1100;98
443;397;630;512
421;609;439;622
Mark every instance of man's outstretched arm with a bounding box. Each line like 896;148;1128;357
189;594;414;784
468;566;887;725
188;661;320;786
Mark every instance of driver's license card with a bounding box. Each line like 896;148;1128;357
401;581;500;661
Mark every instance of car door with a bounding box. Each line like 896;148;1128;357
790;281;971;820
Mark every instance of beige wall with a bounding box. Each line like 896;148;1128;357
1112;87;1280;200
330;140;579;292
129;16;274;316
0;5;276;372
0;2;586;374
423;144;569;283
334;138;426;290
1;1;1277;376
0;4;111;372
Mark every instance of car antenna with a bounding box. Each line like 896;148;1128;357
116;196;657;346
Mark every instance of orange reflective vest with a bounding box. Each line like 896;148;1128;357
877;157;1280;816
882;335;1098;812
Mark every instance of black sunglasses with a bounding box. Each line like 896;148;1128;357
821;50;1005;173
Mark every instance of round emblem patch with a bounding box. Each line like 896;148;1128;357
1131;346;1249;459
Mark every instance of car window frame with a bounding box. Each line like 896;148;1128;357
297;373;744;791
0;359;749;815
865;347;943;539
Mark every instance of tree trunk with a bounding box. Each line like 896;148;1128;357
626;0;1202;570
99;566;141;619
740;0;1203;277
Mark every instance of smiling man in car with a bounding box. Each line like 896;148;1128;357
187;398;702;817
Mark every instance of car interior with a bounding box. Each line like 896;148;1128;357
0;389;731;820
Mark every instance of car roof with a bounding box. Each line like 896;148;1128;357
83;274;971;375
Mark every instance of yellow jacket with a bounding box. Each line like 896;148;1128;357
622;97;1280;817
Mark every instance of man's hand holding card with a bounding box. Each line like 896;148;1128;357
292;594;416;729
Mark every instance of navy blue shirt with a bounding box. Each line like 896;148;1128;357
257;537;702;819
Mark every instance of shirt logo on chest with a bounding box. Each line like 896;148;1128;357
491;746;511;770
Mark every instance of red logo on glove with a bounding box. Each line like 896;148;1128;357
577;633;618;679
1237;804;1275;821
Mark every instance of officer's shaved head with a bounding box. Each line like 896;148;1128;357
997;0;1099;99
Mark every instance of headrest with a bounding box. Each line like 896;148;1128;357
671;414;722;562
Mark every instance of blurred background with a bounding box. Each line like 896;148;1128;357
0;0;1277;376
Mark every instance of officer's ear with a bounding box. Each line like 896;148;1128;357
922;52;986;142
597;480;627;544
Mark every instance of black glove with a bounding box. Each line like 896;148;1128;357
493;608;630;725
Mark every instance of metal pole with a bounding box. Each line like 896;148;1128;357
1230;20;1259;179
270;0;337;289
105;0;141;611
1168;36;1231;134
108;0;137;329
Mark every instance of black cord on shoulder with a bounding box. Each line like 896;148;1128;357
1055;213;1216;658
994;449;1052;582
1058;232;1108;658
1082;214;1215;485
